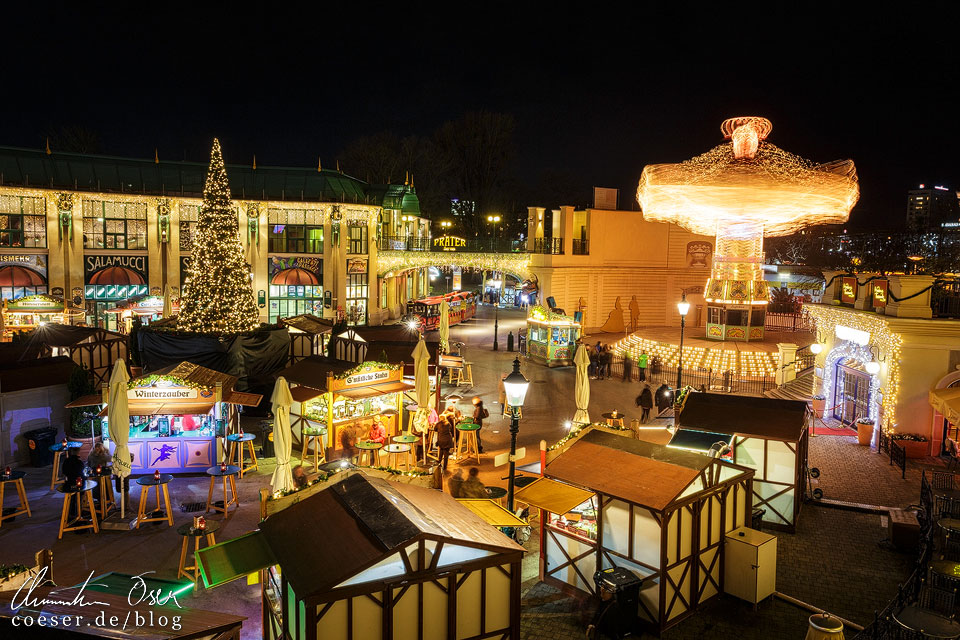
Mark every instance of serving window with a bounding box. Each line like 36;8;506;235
546;496;598;542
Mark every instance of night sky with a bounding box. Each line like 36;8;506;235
3;5;957;229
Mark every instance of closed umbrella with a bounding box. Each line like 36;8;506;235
108;359;131;517
270;376;294;494
162;284;173;318
412;336;431;463
438;299;450;353
573;343;591;425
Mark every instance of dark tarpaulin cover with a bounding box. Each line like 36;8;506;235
137;327;289;407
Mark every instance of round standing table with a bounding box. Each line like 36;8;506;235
135;474;174;528
601;412;626;428
455;420;481;464
300;427;327;470
49;441;83;490
177;520;221;584
89;465;116;521
57;480;99;539
226;433;258;478
893;605;960;639
356;441;383;467
382;443;413;470
205;465;240;514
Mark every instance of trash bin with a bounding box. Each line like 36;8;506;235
25;427;58;467
261;431;275;458
591;567;643;638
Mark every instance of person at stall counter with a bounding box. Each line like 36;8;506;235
435;416;456;472
448;468;464;497
340;424;359;461
87;442;111;469
62;447;85;490
460;467;488;498
472;397;487;454
366;416;387;446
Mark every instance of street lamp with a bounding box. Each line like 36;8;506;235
487;214;503;351
676;293;690;390
503;357;529;513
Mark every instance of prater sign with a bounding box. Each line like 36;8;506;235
433;236;466;251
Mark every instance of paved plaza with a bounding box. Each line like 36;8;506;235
0;306;941;639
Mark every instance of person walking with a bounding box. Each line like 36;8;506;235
637;352;648;382
472;397;488;453
623;352;632;382
434;416;456;471
638;385;654;423
589;344;599;379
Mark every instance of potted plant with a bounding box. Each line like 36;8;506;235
856;418;875;446
811;395;826;419
891;433;929;459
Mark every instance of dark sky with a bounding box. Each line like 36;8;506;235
2;4;958;229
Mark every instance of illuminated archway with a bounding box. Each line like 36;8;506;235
822;340;880;424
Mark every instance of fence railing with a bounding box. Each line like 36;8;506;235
765;310;813;333
608;355;776;396
533;237;564;255
795;345;815;375
572;239;589;255
378;235;430;251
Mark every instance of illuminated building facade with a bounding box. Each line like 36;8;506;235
0;146;429;330
906;184;960;233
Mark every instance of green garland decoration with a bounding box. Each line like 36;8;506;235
0;564;29;580
548;421;631;452
333;361;401;380
128;374;207;390
267;464;432;501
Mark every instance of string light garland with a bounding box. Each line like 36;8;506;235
177;139;260;334
610;333;778;377
377;250;532;278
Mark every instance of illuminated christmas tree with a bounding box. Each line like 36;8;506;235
177;139;260;333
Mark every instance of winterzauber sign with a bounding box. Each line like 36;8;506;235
127;388;199;400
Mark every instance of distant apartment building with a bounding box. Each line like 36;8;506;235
906;184;960;232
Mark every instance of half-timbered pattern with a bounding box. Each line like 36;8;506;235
673;393;809;531
518;430;754;634
198;474;524;640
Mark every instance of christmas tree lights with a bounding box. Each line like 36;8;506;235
177;139;260;334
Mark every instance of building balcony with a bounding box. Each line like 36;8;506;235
572;239;589;255
533;237;564;255
378;235;430;251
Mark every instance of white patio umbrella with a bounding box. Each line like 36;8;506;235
270;376;294;494
573;343;591;425
162;284;173;318
438;299;450;353
108;359;131;517
412;336;431;463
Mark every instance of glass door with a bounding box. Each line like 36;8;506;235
833;362;870;424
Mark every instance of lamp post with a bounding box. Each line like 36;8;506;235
487;214;502;351
676;293;690;390
503;357;529;513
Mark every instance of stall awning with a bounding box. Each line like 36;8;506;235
291;385;323;403
336;380;415;400
98;402;216;417
931;387;960;424
513;477;595;515
66;394;103;408
225;391;263;407
668;428;732;454
456;499;528;527
197;530;277;589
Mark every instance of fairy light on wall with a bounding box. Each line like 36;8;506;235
611;334;777;377
806;305;903;431
376;250;532;279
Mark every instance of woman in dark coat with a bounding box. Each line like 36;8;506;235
435;416;456;471
638;385;654;423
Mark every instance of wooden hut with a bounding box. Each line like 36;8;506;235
671;393;809;531
197;473;524;640
516;429;754;634
280;314;332;364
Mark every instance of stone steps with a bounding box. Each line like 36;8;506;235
765;372;814;402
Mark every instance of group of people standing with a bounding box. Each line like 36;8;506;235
587;341;614;380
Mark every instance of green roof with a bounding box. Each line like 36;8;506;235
0;145;418;209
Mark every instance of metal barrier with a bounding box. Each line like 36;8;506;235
608;355;775;396
765;311;813;333
890;440;906;479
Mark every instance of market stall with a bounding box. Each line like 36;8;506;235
281;356;413;460
104;295;178;331
517;429;754;634
67;361;262;474
671;393;809;531
525;305;580;367
197;473;524;640
280;314;332;364
2;294;69;338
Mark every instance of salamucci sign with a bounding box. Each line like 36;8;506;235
128;387;199;400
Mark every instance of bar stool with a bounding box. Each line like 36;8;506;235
300;427;327;470
455;421;481;463
177;520;221;584
355;441;383;467
49;442;83;490
227;433;258;479
383;443;413;470
0;470;31;528
135;474;174;528
89;466;116;521
205;465;239;515
458;364;474;387
57;479;99;539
